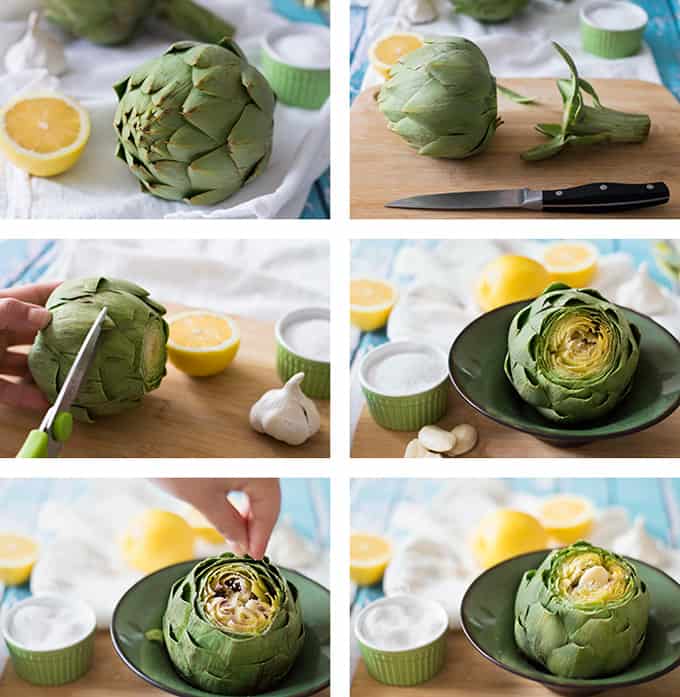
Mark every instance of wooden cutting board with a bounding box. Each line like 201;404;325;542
351;78;680;218
352;385;679;458
1;631;331;697
352;632;679;696
0;304;330;459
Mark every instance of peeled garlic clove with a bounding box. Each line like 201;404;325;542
449;424;478;456
404;439;428;458
424;450;442;458
418;425;456;453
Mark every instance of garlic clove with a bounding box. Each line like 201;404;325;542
448;424;478;457
396;0;438;24
5;10;67;77
418;425;456;453
404;438;442;458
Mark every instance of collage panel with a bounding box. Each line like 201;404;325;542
350;1;678;218
351;239;680;458
0;477;330;695
350;478;680;694
0;1;330;219
0;239;331;458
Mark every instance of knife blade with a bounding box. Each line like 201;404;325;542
386;182;670;213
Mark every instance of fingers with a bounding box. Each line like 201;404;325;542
205;498;250;554
243;479;281;559
0;282;60;307
0;298;52;346
0;378;50;411
0;350;29;377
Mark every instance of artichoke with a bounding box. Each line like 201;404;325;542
42;0;235;46
28;277;168;423
162;553;305;695
505;283;641;424
114;39;275;206
451;0;528;22
378;37;500;159
515;542;649;678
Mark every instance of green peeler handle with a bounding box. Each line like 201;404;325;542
17;430;49;458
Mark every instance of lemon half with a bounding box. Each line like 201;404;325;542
542;242;599;288
167;311;241;377
0;533;39;586
369;32;424;79
350;277;398;331
538;495;595;545
350;532;392;586
0;92;90;177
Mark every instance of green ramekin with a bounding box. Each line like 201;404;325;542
262;24;330;109
360;341;449;431
276;307;330;399
3;595;96;686
355;596;448;686
580;1;648;59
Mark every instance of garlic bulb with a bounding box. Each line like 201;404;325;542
396;0;438;24
250;373;320;446
5;11;67;76
616;262;670;316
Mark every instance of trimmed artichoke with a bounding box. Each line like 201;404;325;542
378;37;500;159
451;0;528;22
42;0;235;46
163;553;305;695
505;283;641;424
28;277;168;423
114;39;275;206
515;542;649;678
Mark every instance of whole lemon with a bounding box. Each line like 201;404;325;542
476;255;551;312
472;509;549;569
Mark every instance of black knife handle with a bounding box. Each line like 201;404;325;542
542;182;670;213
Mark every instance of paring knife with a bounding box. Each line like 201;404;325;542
386;182;670;213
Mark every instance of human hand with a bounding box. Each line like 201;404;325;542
156;479;282;559
0;282;59;411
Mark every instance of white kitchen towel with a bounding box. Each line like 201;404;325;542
359;0;661;91
0;1;330;218
41;239;330;321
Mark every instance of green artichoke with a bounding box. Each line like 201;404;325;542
505;283;641;424
451;0;528;21
378;37;500;159
515;542;649;678
42;0;235;46
114;39;275;206
162;553;305;695
28;277;168;423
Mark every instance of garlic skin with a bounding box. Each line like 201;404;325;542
5;11;67;77
396;0;438;24
250;373;320;446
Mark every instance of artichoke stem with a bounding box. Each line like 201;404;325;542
156;0;236;43
574;106;651;143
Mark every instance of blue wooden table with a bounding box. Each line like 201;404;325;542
0;478;330;608
351;478;680;609
350;239;674;366
350;1;680;103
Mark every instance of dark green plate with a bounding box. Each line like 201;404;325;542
449;301;680;445
461;550;680;695
111;561;330;697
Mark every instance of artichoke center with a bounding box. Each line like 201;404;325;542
201;572;276;634
545;314;612;379
557;552;629;604
143;321;167;385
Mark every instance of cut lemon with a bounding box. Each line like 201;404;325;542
0;533;39;586
167;311;240;377
186;507;225;545
471;510;549;569
0;92;91;177
538;495;595;545
369;32;424;79
350;532;392;586
475;255;551;312
350;277;398;331
542;242;599;288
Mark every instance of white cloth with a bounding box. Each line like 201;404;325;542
0;1;330;219
41;239;330;321
360;0;661;90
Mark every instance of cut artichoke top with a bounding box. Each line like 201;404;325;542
199;563;280;634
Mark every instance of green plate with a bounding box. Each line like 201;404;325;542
461;550;680;696
111;562;330;697
449;301;680;445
